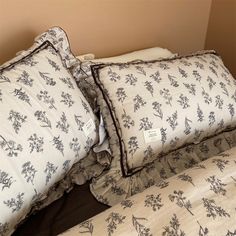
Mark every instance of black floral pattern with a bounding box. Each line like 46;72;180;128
0;27;102;236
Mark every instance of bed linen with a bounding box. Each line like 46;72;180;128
60;145;236;236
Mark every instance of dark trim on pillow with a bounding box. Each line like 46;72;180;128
0;41;57;72
91;50;232;177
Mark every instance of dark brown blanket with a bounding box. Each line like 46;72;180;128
14;183;109;236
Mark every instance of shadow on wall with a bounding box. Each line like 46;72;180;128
0;29;36;64
205;0;236;77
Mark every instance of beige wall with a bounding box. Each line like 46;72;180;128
205;0;236;77
0;0;211;64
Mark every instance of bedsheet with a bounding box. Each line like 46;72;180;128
61;145;236;236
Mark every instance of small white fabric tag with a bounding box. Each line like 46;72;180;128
83;119;95;136
143;129;161;143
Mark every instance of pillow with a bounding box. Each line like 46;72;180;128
91;50;236;176
0;27;103;235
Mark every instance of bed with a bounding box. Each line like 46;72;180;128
1;24;236;236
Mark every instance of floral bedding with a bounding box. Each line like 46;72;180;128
61;145;236;236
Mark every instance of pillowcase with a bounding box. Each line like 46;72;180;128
0;27;102;235
91;50;236;176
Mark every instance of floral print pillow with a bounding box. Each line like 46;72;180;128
0;28;100;235
91;51;236;176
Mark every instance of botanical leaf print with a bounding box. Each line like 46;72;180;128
136;65;146;75
178;67;188;78
150;71;161;83
34;110;52;128
79;220;94;235
106;212;126;236
20;57;38;67
177;94;190;109
202;198;230;219
108;68;121;82
144;194;163;211
160;128;167;145
132;215;152;236
120;199;134;209
0;170;14;190
21;162;37;185
56;112;69;133
13;88;31;106
39;72;56;86
184;117;192;135
215;95;223;109
228;104;235;119
74;115;85;131
16;71;33;86
152;102;163;119
197;104;204;122
125;74;138;86
139;117;153;131
37;90;56;109
60;92;74;107
0;74;11;85
133;95;146;112
3;192;24;213
197;221;209;236
183;83;196;95
84;137;94;153
121;110;135;129
144;81;154;96
47;57;60;71
162;214;185;236
44;162;58;185
62;160;71;173
0;135;23;157
168;74;179;87
8;110;27;134
166;111;178;130
28;133;44;153
160;88;172;106
220;82;229;96
201;87;212;104
128;136;139;155
69;138;81;159
205;175;226;196
116;88;127;103
169;190;194;215
212;159;229;172
178;173;195;186
59;77;74;89
51;136;64;156
193;70;201;82
208;112;216;127
81;99;90;113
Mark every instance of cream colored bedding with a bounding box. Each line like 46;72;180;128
61;145;236;236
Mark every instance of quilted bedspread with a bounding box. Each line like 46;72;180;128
61;146;236;236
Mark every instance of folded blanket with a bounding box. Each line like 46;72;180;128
60;146;236;236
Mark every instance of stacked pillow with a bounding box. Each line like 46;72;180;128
90;51;236;176
0;27;108;235
73;46;236;205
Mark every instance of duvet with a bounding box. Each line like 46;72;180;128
61;145;236;236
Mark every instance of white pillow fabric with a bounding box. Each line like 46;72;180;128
91;47;175;63
91;50;236;176
0;27;100;235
